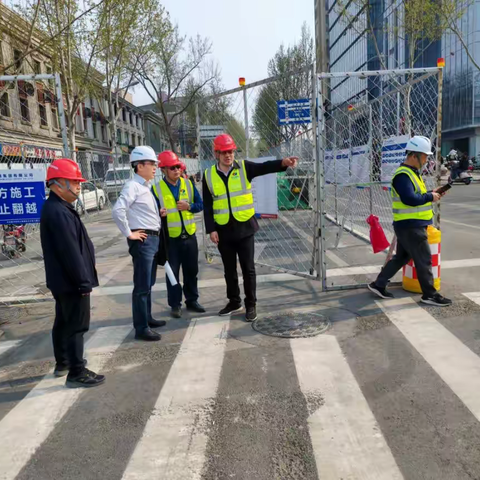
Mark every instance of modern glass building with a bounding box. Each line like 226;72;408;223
316;0;480;156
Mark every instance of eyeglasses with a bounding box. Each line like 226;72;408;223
168;165;182;171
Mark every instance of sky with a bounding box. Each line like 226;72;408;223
132;0;315;106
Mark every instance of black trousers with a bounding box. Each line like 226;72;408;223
166;234;199;308
217;234;256;308
52;293;91;376
375;225;436;298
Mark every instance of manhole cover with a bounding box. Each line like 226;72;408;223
252;311;330;338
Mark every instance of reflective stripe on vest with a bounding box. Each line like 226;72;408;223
205;160;255;225
152;177;196;237
391;166;434;222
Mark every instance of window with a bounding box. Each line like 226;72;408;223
132;134;136;147
117;128;122;143
137;135;141;145
51;104;59;129
92;119;98;139
18;84;30;122
82;103;87;132
122;108;126;122
101;124;106;142
136;115;139;128
33;60;41;74
0;92;10;117
14;49;22;71
37;83;48;126
130;111;133;125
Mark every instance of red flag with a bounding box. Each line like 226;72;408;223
366;214;390;253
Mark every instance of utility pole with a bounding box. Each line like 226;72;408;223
315;0;329;74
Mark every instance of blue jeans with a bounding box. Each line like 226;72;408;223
128;235;159;332
166;234;199;308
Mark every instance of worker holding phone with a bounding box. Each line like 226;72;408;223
368;136;452;307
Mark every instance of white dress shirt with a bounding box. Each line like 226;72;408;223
112;173;161;238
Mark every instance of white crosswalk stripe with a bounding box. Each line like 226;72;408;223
0;340;22;358
376;297;480;422
0;326;131;480
292;335;404;480
122;317;229;480
3;292;480;478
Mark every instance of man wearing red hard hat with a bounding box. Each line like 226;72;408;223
40;158;104;388
153;151;204;318
203;134;298;322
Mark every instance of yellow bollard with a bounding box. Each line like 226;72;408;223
402;225;441;293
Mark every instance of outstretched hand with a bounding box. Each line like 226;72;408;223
282;157;298;168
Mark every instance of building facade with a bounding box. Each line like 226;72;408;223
0;3;151;180
316;0;480;156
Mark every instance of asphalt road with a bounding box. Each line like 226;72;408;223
0;184;480;479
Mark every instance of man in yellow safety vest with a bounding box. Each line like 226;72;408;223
368;135;452;306
203;133;298;322
153;151;205;318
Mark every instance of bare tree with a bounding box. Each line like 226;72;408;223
133;18;219;152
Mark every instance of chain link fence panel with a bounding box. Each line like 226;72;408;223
316;68;442;290
0;74;71;305
196;66;318;278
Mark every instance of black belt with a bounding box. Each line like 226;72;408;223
132;229;160;236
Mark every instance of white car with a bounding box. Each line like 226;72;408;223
76;181;106;214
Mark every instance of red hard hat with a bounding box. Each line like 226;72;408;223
46;158;86;182
213;134;237;152
158;150;181;168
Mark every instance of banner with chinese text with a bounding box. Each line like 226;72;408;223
0;169;46;224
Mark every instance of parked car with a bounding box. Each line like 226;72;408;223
75;181;105;214
103;166;132;202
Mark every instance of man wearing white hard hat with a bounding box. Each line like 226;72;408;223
112;146;166;341
368;136;452;307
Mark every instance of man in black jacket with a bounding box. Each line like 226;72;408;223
40;158;104;388
203;134;298;322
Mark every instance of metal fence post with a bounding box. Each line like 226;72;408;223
314;74;327;291
55;73;70;157
436;68;443;229
243;88;250;159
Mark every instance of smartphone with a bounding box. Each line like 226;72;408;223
436;183;452;195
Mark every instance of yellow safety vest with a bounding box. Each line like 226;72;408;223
391;165;433;222
152;177;196;237
204;160;255;225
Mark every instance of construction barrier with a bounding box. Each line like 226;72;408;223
403;225;441;293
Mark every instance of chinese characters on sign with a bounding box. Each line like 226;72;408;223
277;99;312;126
0;169;46;224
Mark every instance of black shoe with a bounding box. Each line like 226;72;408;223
54;358;88;377
218;302;243;316
421;293;453;307
65;368;105;388
245;307;257;322
186;301;206;313
134;328;162;341
148;318;167;328
171;306;182;318
368;282;394;299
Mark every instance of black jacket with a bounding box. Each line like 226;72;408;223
40;192;98;295
203;159;287;241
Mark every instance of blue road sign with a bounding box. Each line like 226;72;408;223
0;169;46;224
277;99;312;125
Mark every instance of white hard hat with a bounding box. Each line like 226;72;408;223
405;136;433;156
130;145;156;163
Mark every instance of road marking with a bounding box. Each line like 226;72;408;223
376;298;480;422
441;219;480;230
0;325;131;480
291;335;403;479
445;202;480;211
98;255;132;287
0;340;22;357
463;292;480;306
122;316;229;480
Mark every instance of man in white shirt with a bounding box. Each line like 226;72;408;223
112;146;166;341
